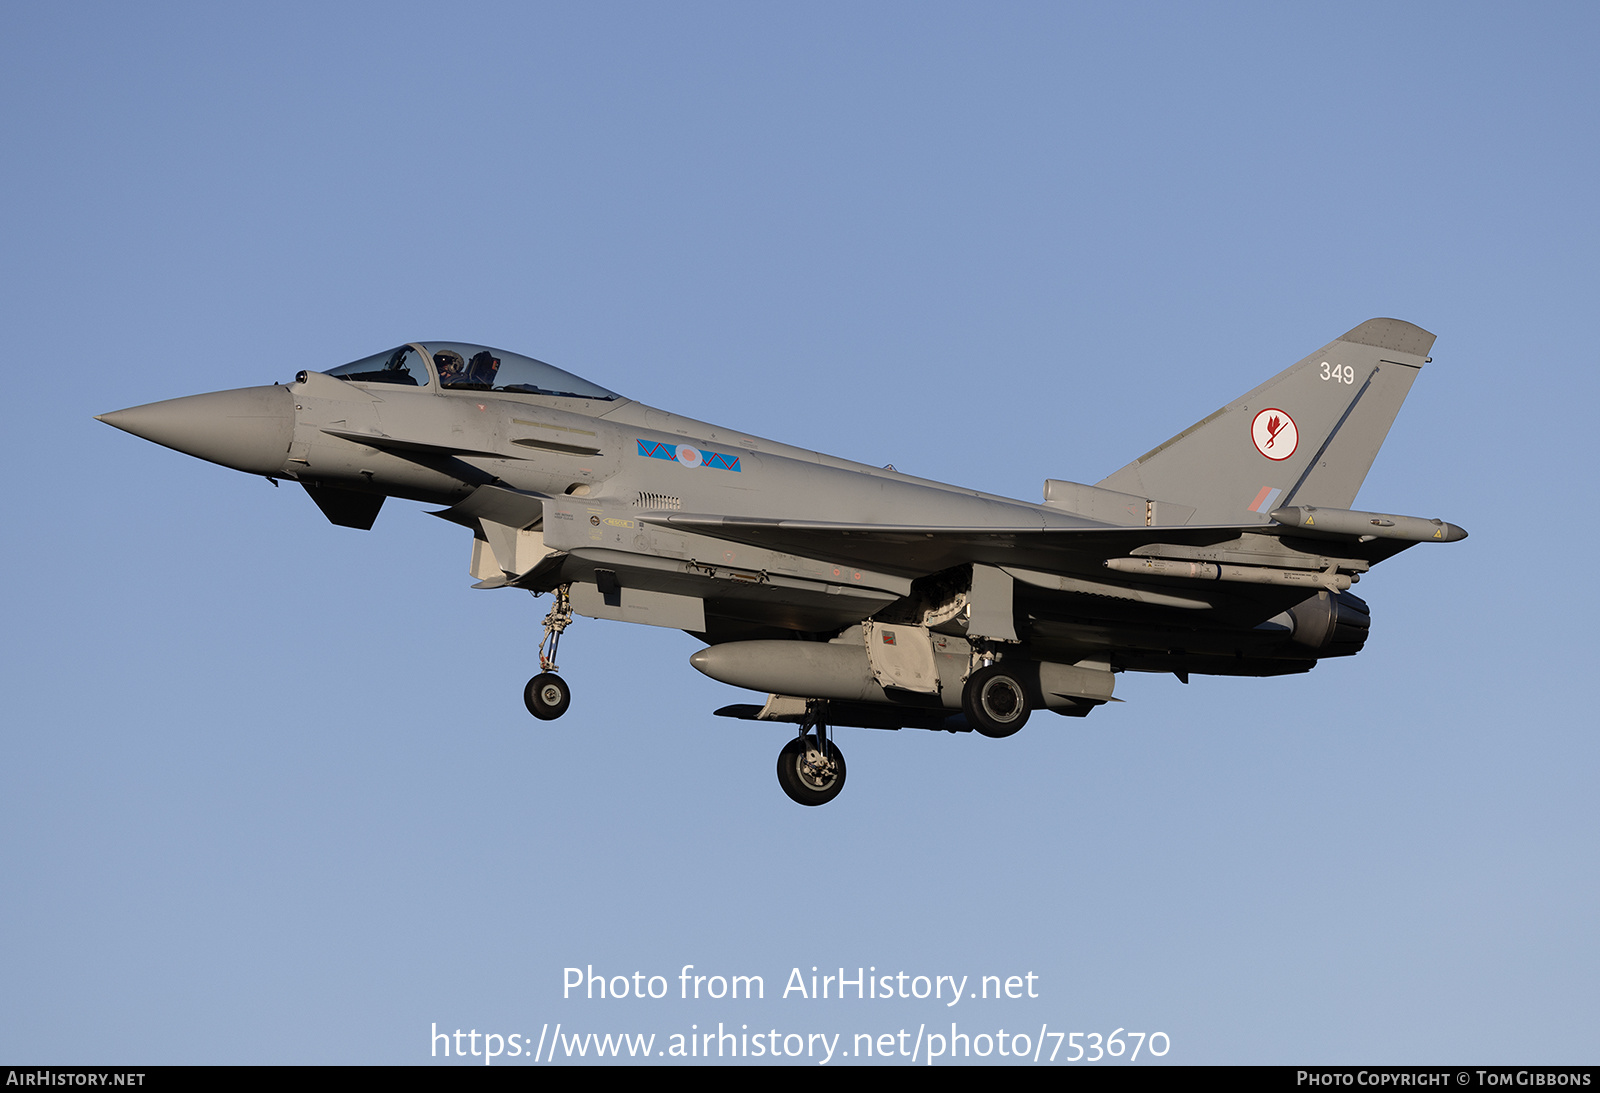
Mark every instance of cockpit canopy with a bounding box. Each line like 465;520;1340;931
326;342;620;401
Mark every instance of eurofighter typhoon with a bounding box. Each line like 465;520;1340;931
99;320;1464;805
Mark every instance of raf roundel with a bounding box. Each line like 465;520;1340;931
1250;408;1298;461
675;444;703;469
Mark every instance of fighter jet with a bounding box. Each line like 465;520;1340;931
98;319;1464;806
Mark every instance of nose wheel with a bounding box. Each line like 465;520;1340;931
525;584;574;720
524;673;571;720
776;703;846;806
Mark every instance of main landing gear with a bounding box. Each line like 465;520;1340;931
962;663;1031;738
776;702;847;807
525;585;574;721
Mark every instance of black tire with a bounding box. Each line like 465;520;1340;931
524;673;571;720
775;735;847;806
963;664;1031;738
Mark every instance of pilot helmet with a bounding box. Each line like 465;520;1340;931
433;349;464;380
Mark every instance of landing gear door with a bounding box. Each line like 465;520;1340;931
863;622;940;695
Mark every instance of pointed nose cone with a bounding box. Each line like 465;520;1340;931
97;386;294;476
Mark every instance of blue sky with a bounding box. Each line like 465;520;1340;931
2;2;1596;1064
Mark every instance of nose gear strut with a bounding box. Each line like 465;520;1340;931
537;583;573;673
525;584;573;720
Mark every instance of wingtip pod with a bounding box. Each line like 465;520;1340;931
1337;318;1436;361
1270;506;1466;543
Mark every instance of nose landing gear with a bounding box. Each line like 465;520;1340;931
525;584;574;721
524;673;571;720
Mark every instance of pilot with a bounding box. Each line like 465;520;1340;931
466;350;501;387
434;349;465;385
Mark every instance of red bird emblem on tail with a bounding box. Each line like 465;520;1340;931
1250;408;1298;460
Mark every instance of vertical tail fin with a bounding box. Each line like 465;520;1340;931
1096;318;1435;524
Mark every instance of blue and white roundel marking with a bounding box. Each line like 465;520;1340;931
675;444;702;468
